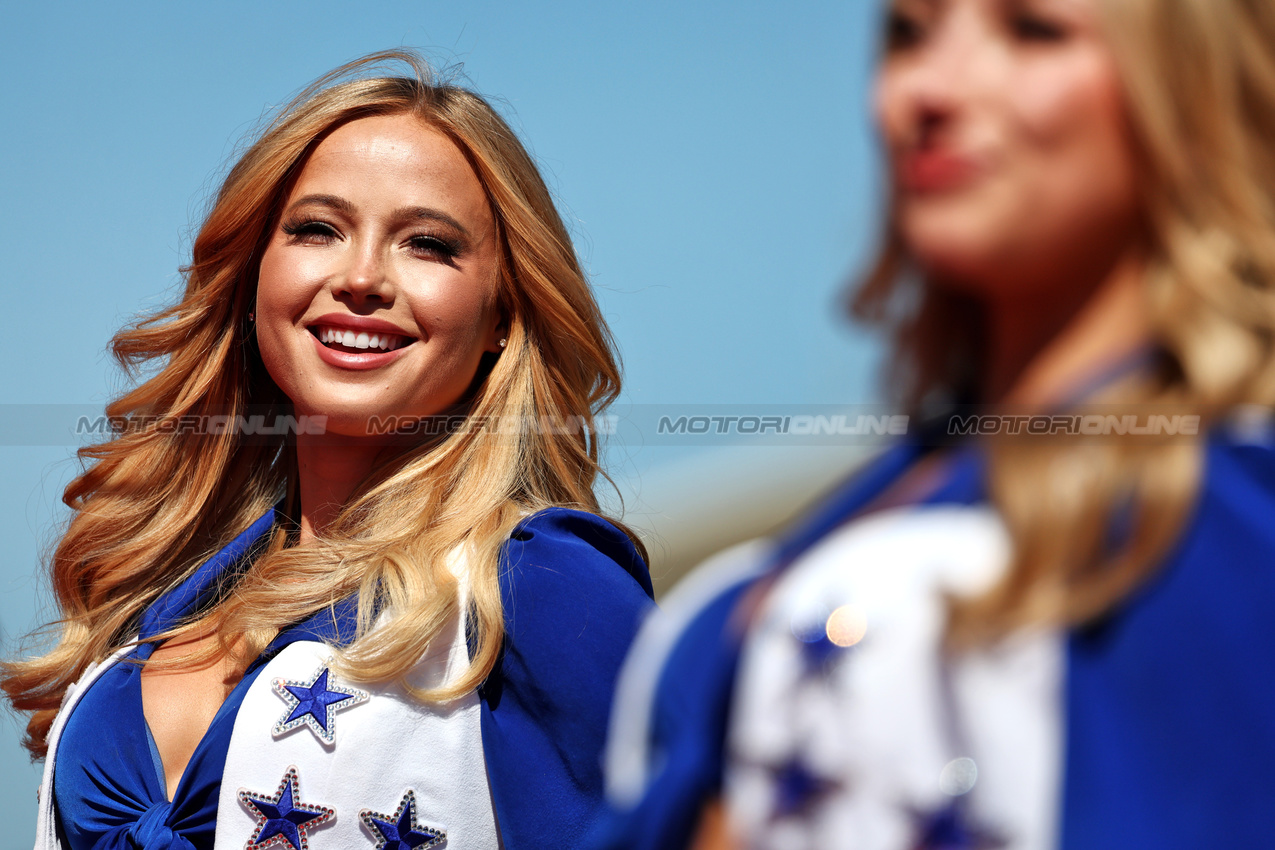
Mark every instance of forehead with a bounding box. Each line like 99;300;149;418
289;113;493;225
890;0;1099;18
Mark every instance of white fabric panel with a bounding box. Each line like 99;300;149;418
213;605;498;850
725;506;1063;850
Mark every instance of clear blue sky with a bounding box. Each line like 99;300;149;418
0;0;887;835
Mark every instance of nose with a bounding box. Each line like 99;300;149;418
336;241;394;307
877;7;997;148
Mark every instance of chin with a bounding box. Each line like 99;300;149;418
900;202;1031;294
284;401;394;440
302;395;476;443
905;233;1004;294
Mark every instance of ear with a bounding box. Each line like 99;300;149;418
485;310;510;354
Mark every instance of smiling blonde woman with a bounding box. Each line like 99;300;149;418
2;51;654;850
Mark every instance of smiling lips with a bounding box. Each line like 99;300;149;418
306;316;417;370
899;149;984;194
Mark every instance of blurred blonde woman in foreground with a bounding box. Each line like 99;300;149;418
589;1;1275;848
3;51;654;850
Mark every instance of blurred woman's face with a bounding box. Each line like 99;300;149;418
255;113;504;438
875;0;1141;293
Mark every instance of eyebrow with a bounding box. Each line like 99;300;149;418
890;0;939;11
401;206;471;238
285;194;472;238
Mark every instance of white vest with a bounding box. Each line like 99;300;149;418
35;594;499;849
725;506;1064;850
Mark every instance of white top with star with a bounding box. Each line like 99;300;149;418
724;505;1064;850
213;597;497;849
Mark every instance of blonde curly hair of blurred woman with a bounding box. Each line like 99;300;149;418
854;0;1275;645
2;50;643;758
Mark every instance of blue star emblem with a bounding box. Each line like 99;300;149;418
272;665;368;745
907;800;1005;850
769;758;839;820
360;790;447;849
239;766;333;850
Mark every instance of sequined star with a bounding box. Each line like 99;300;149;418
907;800;1005;850
239;767;333;850
769;758;839;820
272;666;368;745
360;790;447;849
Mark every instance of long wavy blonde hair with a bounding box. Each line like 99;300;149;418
3;50;641;758
854;0;1275;644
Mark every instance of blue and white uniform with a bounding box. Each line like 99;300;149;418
590;420;1275;850
38;506;655;850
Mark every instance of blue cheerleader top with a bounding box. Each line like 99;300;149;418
586;420;1275;850
52;506;655;849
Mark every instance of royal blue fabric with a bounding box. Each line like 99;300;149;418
479;507;656;849
583;574;758;850
54;505;651;849
1061;431;1275;849
55;508;287;850
588;427;1275;850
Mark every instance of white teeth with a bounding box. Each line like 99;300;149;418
315;325;406;351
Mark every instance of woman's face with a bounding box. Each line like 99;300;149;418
255;113;504;437
875;0;1141;292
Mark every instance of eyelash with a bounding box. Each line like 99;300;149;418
408;234;460;260
280;219;461;260
1011;13;1066;42
281;219;338;243
883;7;1066;52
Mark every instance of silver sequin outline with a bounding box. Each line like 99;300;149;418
359;789;448;849
271;664;369;745
238;765;335;850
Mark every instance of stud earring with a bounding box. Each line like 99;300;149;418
498;338;507;349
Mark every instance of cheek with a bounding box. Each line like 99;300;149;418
416;293;494;361
903;50;1139;282
253;246;314;390
1011;51;1135;206
873;70;909;152
1023;58;1121;132
408;260;499;342
256;245;317;317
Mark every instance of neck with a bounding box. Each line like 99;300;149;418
983;245;1150;408
292;433;389;544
